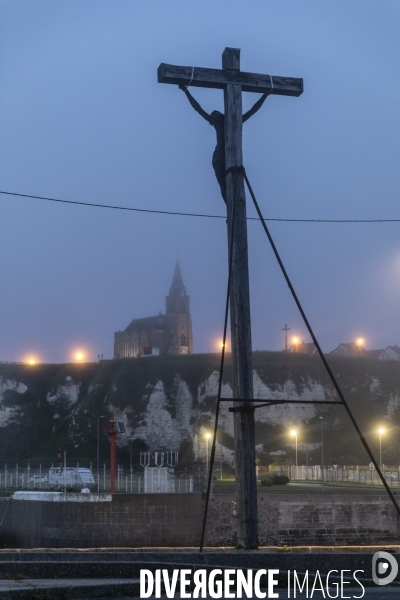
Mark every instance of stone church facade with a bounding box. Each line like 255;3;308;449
114;262;193;358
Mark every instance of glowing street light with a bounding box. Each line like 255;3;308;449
24;353;40;365
292;336;299;353
216;339;229;352
74;351;85;362
205;432;211;474
378;427;385;470
356;337;364;354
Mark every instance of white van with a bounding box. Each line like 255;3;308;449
48;467;95;488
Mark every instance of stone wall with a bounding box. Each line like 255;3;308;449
0;493;203;548
205;493;400;546
0;492;398;548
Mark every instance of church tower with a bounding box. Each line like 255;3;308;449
114;261;193;358
165;261;193;354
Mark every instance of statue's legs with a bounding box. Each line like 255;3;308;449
213;160;226;203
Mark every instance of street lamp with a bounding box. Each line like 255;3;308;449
319;417;327;492
290;429;298;468
129;439;133;473
305;443;312;481
97;416;106;492
356;337;364;355
218;428;223;480
292;336;299;353
378;428;385;470
216;339;228;351
205;432;211;474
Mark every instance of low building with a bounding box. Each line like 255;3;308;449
288;342;317;355
380;346;400;361
365;349;385;359
329;343;366;357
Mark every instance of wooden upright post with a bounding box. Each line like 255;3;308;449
223;48;258;548
158;49;302;549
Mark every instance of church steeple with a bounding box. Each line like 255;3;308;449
169;261;186;296
166;261;190;315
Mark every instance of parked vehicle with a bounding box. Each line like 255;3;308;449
77;468;95;485
28;475;48;483
48;467;95;488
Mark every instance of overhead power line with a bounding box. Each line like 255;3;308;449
1;189;399;223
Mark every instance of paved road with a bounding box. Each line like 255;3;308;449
1;580;396;598
90;589;399;599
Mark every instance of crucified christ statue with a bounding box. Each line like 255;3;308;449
179;84;269;203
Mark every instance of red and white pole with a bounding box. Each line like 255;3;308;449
58;447;63;472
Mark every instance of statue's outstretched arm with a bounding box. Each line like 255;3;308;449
242;92;269;123
179;85;212;123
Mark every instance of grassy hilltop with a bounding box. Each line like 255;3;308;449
0;352;399;467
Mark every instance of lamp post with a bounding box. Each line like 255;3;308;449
378;428;385;470
282;324;291;352
292;336;299;353
319;417;326;492
219;428;223;481
356;337;364;356
305;444;312;481
290;429;298;468
97;415;105;492
205;432;211;475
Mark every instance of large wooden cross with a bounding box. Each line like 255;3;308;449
158;48;303;549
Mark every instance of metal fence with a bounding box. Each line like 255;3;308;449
0;462;199;494
4;461;400;493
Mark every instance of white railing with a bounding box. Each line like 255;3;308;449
289;465;400;485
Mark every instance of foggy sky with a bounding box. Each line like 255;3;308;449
1;1;400;363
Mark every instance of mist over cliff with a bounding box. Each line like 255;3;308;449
1;352;399;467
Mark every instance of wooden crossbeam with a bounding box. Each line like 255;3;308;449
158;63;303;97
220;398;343;404
229;400;343;413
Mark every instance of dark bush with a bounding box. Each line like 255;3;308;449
272;475;289;485
260;477;273;486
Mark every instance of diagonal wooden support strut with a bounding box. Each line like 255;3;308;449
241;166;400;523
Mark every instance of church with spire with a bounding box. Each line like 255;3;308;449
113;262;193;358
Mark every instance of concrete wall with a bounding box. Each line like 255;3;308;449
0;492;398;548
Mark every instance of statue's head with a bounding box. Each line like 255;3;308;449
211;110;223;118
